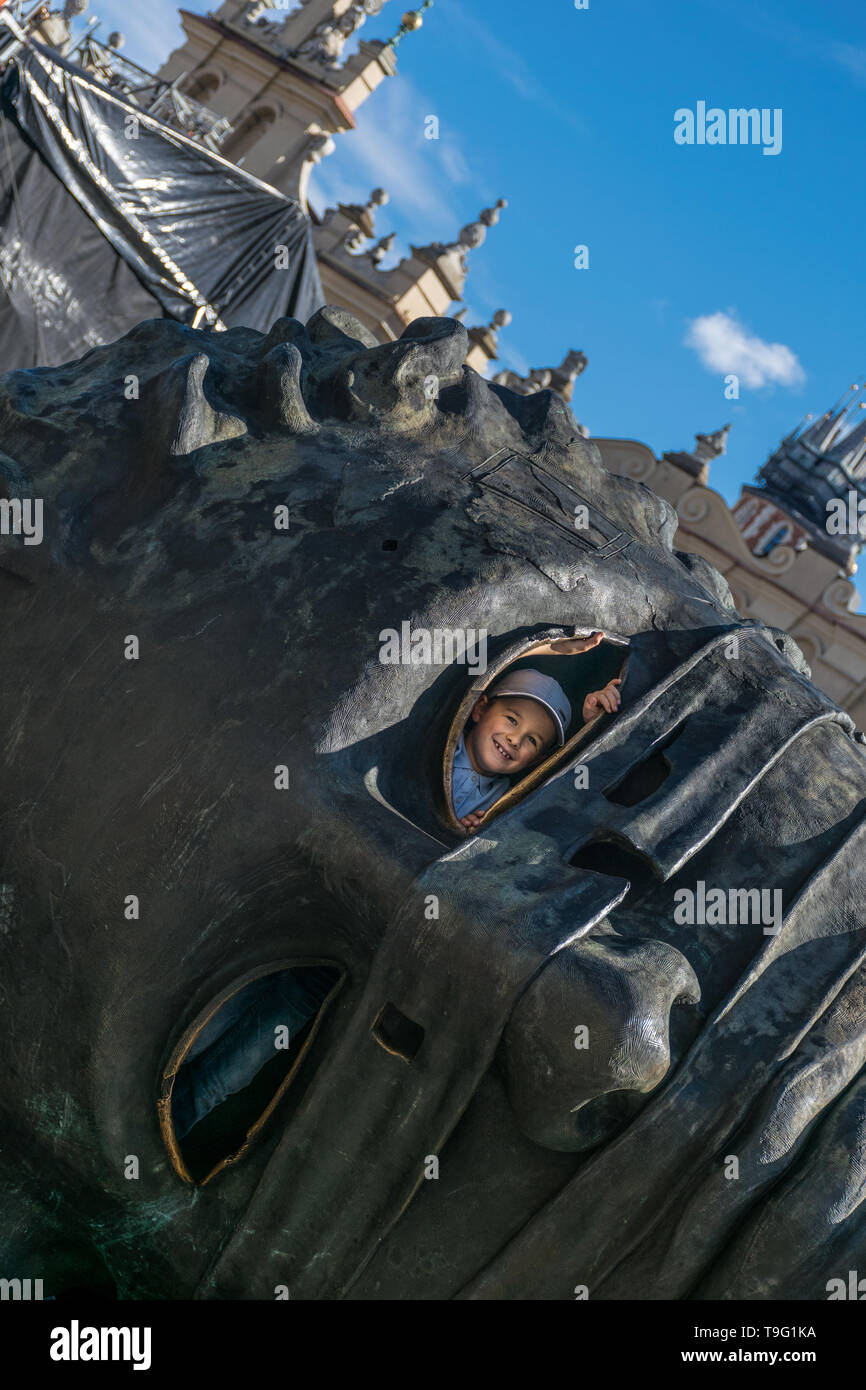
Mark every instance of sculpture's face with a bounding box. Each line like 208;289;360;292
1;308;863;1302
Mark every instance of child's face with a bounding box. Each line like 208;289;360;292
465;695;557;776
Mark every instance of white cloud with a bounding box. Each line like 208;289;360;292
826;41;866;83
438;141;473;186
435;0;589;136
685;311;805;389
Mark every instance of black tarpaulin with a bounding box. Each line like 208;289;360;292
0;41;324;369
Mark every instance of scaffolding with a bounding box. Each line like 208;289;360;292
69;36;234;151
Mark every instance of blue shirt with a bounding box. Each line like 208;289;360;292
452;732;509;820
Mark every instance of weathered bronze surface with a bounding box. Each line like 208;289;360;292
0;308;863;1300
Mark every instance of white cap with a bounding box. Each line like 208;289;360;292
487;668;572;746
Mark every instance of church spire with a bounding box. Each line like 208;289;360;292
409;200;507;301
753;379;866;571
797;383;862;454
826;404;866;474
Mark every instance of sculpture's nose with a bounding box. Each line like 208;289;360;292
501;932;701;1150
196;836;632;1301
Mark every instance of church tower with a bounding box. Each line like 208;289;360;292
733;385;866;573
157;2;416;203
155;2;524;371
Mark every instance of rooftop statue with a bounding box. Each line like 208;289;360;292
0;307;864;1300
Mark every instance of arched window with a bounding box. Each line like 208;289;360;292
221;105;276;166
183;70;220;104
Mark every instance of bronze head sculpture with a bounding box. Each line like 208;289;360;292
1;307;864;1300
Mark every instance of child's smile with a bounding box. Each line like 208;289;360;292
490;732;517;764
466;696;557;777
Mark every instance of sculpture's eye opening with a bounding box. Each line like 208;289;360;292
570;836;655;896
372;1002;425;1061
602;720;688;806
441;632;628;833
160;961;344;1186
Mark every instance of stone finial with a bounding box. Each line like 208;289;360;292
491;345;587;414
407;200;507;302
467;309;512;363
384;0;433;50
243;1;299;39
459;199;507;251
245;1;287;21
693;424;731;465
491;367;547;395
338;187;390;248
295;0;383;68
367;232;396;265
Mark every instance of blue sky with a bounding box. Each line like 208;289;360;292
65;0;865;586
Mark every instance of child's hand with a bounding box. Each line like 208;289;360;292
538;630;605;657
582;678;622;721
459;811;484;833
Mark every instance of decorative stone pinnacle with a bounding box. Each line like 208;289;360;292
366;232;395;265
295;1;384;69
385;0;433;50
467;309;512;362
491;347;587;410
337;187;390;245
459;199;507;250
693;424;731;464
